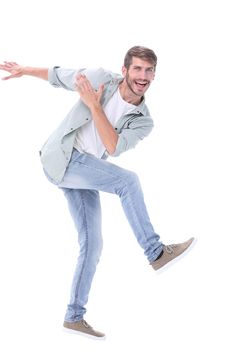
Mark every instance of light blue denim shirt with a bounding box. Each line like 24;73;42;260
40;66;154;184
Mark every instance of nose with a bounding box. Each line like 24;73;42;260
139;69;148;80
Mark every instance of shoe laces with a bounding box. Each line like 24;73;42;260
81;320;93;329
164;244;177;254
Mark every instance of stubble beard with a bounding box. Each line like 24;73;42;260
125;73;149;98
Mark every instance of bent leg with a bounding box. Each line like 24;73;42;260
59;150;163;263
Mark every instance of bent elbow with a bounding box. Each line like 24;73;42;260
106;145;117;156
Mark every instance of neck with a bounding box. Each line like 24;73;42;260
119;81;142;106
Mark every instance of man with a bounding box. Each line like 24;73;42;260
0;46;194;339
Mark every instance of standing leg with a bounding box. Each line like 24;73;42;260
62;188;103;322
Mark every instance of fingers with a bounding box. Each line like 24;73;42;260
96;84;104;102
75;74;104;93
75;74;104;106
1;75;12;81
1;72;18;80
0;63;10;70
98;84;104;94
3;61;18;67
0;61;18;69
0;62;18;78
0;61;22;81
0;61;18;70
75;73;86;86
75;73;93;92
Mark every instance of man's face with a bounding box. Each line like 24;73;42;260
122;57;155;97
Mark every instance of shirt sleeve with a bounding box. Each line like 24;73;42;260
110;116;154;157
48;66;86;91
48;66;113;92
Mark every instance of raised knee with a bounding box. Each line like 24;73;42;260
115;170;141;197
123;170;141;190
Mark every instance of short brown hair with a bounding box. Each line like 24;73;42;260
124;46;157;69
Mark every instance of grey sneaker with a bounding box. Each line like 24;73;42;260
63;319;105;339
151;237;195;271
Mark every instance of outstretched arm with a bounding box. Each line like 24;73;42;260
0;62;48;81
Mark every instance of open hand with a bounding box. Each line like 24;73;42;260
0;61;24;80
75;73;104;109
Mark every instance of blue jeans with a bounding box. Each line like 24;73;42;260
45;149;163;322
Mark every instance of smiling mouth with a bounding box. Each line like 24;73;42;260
135;81;148;88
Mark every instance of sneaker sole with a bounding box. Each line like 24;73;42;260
156;237;197;274
63;327;106;340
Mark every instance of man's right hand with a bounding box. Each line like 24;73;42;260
0;61;24;80
0;62;48;81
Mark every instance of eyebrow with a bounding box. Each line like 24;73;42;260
132;65;154;70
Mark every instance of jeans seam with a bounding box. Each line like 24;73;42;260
74;190;89;311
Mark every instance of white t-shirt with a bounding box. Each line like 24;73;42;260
74;88;135;158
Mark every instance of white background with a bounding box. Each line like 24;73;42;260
0;0;231;349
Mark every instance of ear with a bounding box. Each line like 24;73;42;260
121;65;127;77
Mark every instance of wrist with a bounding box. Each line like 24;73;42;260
22;66;48;80
89;101;102;114
22;66;31;75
